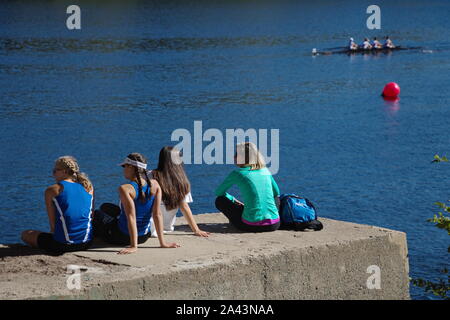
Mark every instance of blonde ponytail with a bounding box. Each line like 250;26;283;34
74;171;93;193
54;156;93;193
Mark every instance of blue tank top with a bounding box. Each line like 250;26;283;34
53;181;94;244
118;181;155;236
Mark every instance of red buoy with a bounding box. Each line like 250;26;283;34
382;82;400;98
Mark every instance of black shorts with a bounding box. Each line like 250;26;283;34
93;203;151;246
102;219;151;245
215;196;281;232
37;232;93;255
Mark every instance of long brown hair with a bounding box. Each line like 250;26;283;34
152;146;190;210
126;153;152;203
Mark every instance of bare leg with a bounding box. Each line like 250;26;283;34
21;230;42;248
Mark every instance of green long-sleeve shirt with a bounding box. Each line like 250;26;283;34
215;166;280;225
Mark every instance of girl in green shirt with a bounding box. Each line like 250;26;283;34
215;142;280;232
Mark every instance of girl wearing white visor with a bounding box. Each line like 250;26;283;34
93;153;180;254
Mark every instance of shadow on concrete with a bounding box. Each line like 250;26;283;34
175;223;244;234
87;238;162;252
0;243;56;258
86;223;243;252
0;223;243;258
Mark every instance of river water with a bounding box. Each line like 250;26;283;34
1;0;449;299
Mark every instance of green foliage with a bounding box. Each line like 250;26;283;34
431;154;449;163
433;200;450;253
411;273;449;300
411;155;449;300
430;207;450;236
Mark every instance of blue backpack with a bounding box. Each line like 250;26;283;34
279;194;323;231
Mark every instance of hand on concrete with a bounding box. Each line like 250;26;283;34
194;230;211;237
117;246;138;255
161;242;181;248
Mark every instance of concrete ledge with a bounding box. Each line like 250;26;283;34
0;213;410;300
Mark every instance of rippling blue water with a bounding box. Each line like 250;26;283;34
1;0;449;299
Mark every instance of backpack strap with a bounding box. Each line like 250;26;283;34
304;198;316;211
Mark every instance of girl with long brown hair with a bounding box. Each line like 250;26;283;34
150;146;209;238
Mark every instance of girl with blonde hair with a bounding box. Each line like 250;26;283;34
215;142;281;232
21;156;94;254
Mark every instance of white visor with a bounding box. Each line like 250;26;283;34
118;157;147;169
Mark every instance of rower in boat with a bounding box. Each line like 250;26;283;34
360;38;373;50
384;36;396;49
371;37;383;49
348;37;358;51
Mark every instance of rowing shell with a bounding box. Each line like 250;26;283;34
312;46;422;56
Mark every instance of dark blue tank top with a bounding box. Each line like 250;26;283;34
53;181;94;244
118;181;155;236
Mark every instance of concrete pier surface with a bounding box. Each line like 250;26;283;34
0;213;410;300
